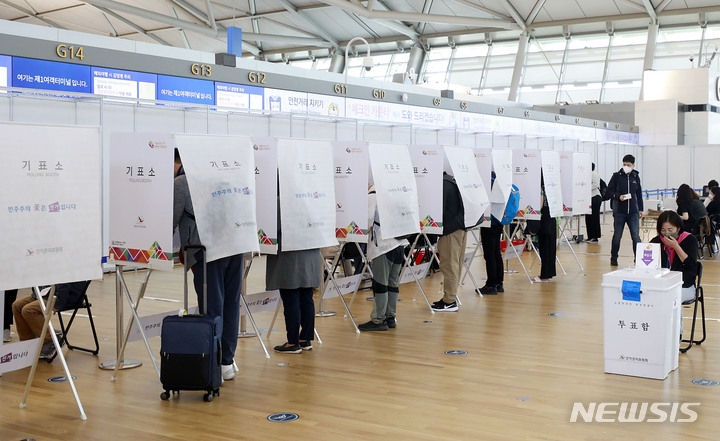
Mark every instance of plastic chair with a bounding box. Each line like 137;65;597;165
680;261;706;353
57;281;99;355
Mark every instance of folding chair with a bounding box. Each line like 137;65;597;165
680;261;706;353
57;281;99;355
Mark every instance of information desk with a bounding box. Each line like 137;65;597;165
602;268;682;380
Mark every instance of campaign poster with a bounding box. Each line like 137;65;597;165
473;148;493;226
251;137;278;254
512;149;542;220
277;138;337;251
174;134;259;262
108;133;174;271
408;145;443;234
333;141;369;242
1;122;103;290
444;146;490;228
541;150;564;219
490;149;513;222
368;143;420;240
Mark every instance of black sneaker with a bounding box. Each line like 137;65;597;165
39;341;57;362
274;343;302;353
478;284;497;295
385;317;396;328
358;320;389;331
431;300;458;312
495;283;505;293
587;238;599;243
299;341;313;351
610;258;618;267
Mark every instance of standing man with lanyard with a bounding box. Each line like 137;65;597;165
606;154;644;266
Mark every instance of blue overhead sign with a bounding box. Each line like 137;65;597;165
157;74;214;105
92;67;157;100
12;57;91;93
227;26;243;57
0;55;11;88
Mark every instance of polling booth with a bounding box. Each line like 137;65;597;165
408;145;444;234
540;150;564;219
333;141;369;243
472;148;494;227
512;149;542;220
251;137;279;254
559;152;592;217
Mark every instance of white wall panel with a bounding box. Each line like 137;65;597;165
693;145;720;189
641;146;668;192
666;146;693;190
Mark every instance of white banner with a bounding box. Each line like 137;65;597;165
238;290;281;316
541;150;564;219
1;122;103;290
573;152;593;216
308;93;345;118
408;145;444;234
174;134;259;262
0;337;41;374
491;149;513;222
251;137;278;254
109;132;174;271
559;152;575;216
333;141;369;243
368;143;421;240
473;148;493;226
444;146;490;228
278;138;338;251
399;261;431;285
129;307;199;342
512;149;542;220
264;88;308;113
323;274;363;299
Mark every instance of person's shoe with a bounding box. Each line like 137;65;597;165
610;258;618;267
431;300;458;312
532;276;551;283
385;317;396;328
495;283;505;293
221;364;235;381
478;284;497;295
299;341;313;350
358;320;389;331
3;329;11;342
587;238;599;243
274;343;302;354
39;341;57;362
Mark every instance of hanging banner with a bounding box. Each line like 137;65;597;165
251;137;278;254
444;146;490;228
541;150;564;218
490;149;513;222
0;338;41;374
512;149;542;220
1;122;103;290
174;134;259;262
277;138;337;251
369;143;421;240
108;132;174;271
333;141;369;243
408;145;443;234
473;148;493;226
573;152;592;216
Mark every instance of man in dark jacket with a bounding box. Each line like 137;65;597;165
606;154;644;266
431;172;466;312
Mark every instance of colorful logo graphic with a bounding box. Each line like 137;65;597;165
137;216;144;224
346;147;352;153
420;215;442;229
328;103;339;116
109;241;171;265
335;221;368;239
422;150;428;155
49;202;60;213
26;249;35;256
148;141;155;148
336;203;343;209
258;229;278;246
253;144;259;150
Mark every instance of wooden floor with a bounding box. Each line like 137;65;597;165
2;226;719;441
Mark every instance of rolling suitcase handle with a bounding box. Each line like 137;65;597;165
183;245;207;315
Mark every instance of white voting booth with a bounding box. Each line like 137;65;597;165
251;137;279;254
602;266;681;380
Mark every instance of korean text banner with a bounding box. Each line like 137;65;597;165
278;138;338;251
573;152;592;216
252;137;278;254
444;146;490;228
512;149;542;220
0;122;102;290
369;143;420;240
490;149;513;222
175;134;260;262
333;141;369;243
473;148;493;226
408;145;443;234
541;150;564;218
108;132;174;271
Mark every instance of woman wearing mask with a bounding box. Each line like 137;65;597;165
649;211;698;306
706;186;720;217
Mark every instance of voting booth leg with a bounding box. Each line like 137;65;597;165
463;259;482;297
238;256;258;338
401;236;434;313
346;241;373;314
317;245;342;318
99;266;144;371
503;225;520;274
560;227;584;273
20;287;87;421
239;293;270;359
460;227;482;286
324;260;360;333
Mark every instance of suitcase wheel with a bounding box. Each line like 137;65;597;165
203;392;214;402
160;391;170;401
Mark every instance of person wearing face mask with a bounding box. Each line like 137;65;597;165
649;211;698;305
702;179;718;205
705;186;720;216
606;154;643;266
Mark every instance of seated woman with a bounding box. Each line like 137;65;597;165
649;211;698;304
675;183;707;235
706;186;720;217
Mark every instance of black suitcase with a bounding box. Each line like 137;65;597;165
160;245;222;402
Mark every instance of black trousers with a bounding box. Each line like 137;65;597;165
280;288;315;344
3;289;18;330
538;210;557;279
480;224;504;286
585;195;602;240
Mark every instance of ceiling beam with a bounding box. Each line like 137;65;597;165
656;0;673;13
526;0;547;25
497;0;528;30
93;5;171;46
614;0;648;14
641;0;658;22
0;0;66;29
444;0;512;20
275;0;340;47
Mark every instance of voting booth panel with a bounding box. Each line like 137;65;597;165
332;141;369;243
408;145;444;234
0;122;103;290
472;148;493;226
541;151;564;219
444;146;490;228
559;152;593;216
512;149;542;220
490;149;513;222
251;136;279;254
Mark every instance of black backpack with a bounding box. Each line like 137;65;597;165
600;178;611;201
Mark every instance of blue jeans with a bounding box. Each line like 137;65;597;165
611;212;641;260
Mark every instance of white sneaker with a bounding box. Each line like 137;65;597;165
222;364;235;381
3;329;10;342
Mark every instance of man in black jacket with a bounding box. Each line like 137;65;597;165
432;172;466;312
606;154;644;266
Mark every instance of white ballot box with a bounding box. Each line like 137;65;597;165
602;268;682;380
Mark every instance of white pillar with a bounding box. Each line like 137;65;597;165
508;32;529;102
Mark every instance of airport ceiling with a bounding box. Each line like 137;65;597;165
2;0;720;61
